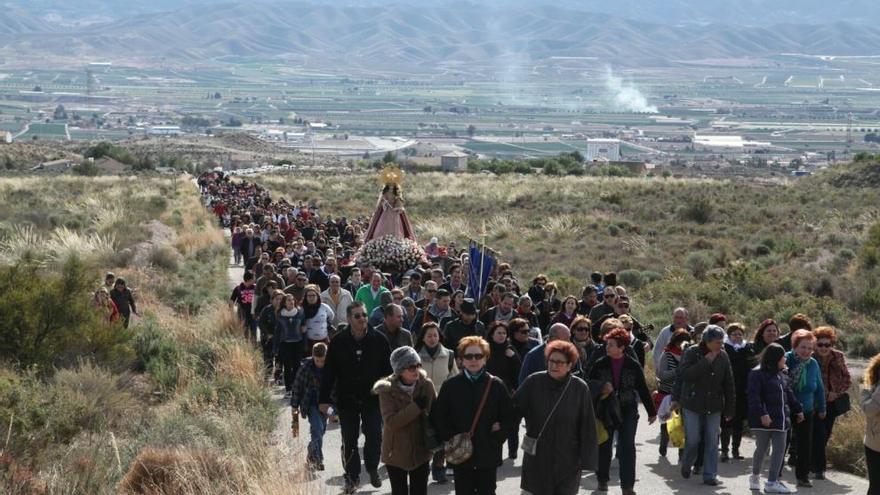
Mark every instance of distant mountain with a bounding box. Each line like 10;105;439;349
2;2;879;70
7;0;880;26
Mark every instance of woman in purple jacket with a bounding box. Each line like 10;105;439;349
747;343;804;494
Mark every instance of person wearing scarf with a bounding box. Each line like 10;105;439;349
784;329;827;488
551;296;579;329
721;323;757;462
302;285;335;355
275;294;305;393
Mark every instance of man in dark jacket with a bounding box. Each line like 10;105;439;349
374;304;414;351
443;299;485;355
410;288;457;337
589;287;618;340
319;301;392;493
109;277;138;328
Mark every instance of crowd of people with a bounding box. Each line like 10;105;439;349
198;171;877;495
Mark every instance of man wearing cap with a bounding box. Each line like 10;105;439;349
672;325;735;487
320;301;392;494
442;299;485;355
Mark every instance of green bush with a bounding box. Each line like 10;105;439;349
685;250;714;278
861;221;880;268
618;269;644;290
133;321;182;394
678;196;713;224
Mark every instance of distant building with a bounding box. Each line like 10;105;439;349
1;131;11;144
587;138;621;161
148;125;183;136
441;151;469;171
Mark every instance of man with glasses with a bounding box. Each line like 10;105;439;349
517;323;574;386
416;280;438;309
309;256;337;292
284;270;309;303
320;301;392;494
589;288;619;340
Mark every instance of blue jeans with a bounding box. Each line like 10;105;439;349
598;406;639;489
307;405;327;463
683;408;721;481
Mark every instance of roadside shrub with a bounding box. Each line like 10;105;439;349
133;321;182;395
119;447;240;494
861;221;880;268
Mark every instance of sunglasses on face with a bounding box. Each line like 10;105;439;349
351;313;367;319
405;363;422;372
461;353;484;361
573;326;589;332
816;343;832;348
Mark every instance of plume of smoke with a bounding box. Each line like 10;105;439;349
604;67;657;113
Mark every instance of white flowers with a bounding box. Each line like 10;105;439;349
355;235;426;273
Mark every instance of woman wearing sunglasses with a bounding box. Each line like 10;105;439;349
811;326;852;481
430;336;516;495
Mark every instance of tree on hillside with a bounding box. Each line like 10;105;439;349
383;151;396;164
467;125;476;138
53;105;67;120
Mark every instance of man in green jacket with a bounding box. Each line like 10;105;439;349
355;272;390;316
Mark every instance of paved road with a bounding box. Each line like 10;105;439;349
225;250;868;495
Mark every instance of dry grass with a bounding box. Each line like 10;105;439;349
214;343;263;391
0;225;116;267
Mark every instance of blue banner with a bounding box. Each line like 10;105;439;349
466;241;495;303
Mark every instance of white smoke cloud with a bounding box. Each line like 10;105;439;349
604;67;658;113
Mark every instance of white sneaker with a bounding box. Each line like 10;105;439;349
749;474;761;491
764;480;795;494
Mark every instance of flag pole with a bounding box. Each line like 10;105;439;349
477;220;487;302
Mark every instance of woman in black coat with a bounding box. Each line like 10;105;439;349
485;321;522;459
588;326;656;495
721;322;756;461
431;336;517;495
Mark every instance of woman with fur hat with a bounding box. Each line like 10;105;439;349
373;345;437;495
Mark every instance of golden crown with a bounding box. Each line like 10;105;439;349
379;165;405;186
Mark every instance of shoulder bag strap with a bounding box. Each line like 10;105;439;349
468;373;494;437
535;376;573;443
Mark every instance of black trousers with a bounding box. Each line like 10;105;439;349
867;445;880;495
721;418;744;454
387;462;429;495
792;411;815;481
277;340;304;391
811;409;837;474
452;466;497;495
339;405;382;483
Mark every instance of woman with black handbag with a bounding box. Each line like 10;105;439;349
812;326;852;481
513;340;598;495
430;336;516;495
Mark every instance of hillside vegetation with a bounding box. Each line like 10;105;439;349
0;177;302;494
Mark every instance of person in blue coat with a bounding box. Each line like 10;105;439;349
518;323;571;386
747;343;803;493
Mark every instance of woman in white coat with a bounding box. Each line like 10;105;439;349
415;321;459;483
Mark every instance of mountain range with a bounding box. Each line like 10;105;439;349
2;1;879;71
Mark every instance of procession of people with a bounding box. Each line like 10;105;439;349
199;169;874;495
